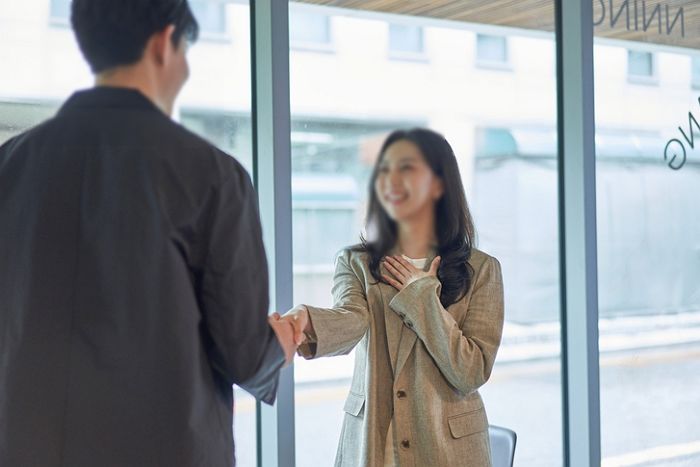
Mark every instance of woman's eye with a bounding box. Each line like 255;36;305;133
399;165;414;171
378;166;389;173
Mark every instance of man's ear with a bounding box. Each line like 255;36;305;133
149;24;177;66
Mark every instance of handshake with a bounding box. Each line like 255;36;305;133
268;305;311;365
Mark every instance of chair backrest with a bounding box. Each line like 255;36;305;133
488;425;517;467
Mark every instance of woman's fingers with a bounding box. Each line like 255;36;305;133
383;258;406;281
382;273;402;290
387;256;411;277
393;255;420;276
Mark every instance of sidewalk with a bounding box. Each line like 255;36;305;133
499;309;700;363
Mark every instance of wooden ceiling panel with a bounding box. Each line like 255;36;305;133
295;0;699;50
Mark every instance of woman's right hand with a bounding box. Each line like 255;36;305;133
281;305;311;346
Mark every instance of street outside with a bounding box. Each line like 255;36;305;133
232;311;700;467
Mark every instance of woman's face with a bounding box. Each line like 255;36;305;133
374;139;444;224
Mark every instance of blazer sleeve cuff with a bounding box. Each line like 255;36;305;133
389;275;442;323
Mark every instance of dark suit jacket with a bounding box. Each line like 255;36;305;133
0;87;283;467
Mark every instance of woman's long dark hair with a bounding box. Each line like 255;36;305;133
354;128;476;308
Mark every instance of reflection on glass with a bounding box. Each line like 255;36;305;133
595;2;700;463
290;2;560;466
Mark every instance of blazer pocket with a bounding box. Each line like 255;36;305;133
343;391;365;418
447;408;488;439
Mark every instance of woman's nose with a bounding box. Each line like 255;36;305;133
387;169;401;186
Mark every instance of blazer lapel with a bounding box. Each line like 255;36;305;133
394;324;418;378
394;250;437;377
378;280;420;379
379;281;402;376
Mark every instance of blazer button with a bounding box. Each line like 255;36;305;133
401;439;410;449
396;390;406;399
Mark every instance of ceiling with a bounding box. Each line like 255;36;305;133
295;0;699;51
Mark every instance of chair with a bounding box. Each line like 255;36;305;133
489;425;517;467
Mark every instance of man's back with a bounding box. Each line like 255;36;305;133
0;87;280;466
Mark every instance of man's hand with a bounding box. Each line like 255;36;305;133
268;313;298;366
269;304;313;364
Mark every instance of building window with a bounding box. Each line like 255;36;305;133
50;0;227;37
189;0;227;37
49;0;71;23
627;50;657;84
388;24;425;60
692;57;700;89
475;34;510;69
290;11;332;50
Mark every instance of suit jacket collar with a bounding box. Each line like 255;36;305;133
58;86;163;115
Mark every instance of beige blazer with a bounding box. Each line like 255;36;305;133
298;247;504;467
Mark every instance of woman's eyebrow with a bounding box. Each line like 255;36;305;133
397;155;418;163
381;154;418;166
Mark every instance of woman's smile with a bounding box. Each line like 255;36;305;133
384;191;408;205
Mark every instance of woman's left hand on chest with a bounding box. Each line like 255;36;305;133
382;255;441;291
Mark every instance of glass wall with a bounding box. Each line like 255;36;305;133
593;1;700;464
0;2;256;466
288;2;562;465
7;1;700;465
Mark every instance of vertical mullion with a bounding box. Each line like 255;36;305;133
555;0;601;466
250;1;295;467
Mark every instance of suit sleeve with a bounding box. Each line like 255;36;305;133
388;256;504;395
198;166;283;405
296;250;370;359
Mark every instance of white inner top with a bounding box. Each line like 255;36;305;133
400;255;427;270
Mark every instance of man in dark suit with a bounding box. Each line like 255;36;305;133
0;1;297;465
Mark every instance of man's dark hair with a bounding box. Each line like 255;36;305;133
71;0;199;74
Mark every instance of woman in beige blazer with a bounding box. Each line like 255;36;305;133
281;128;504;467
